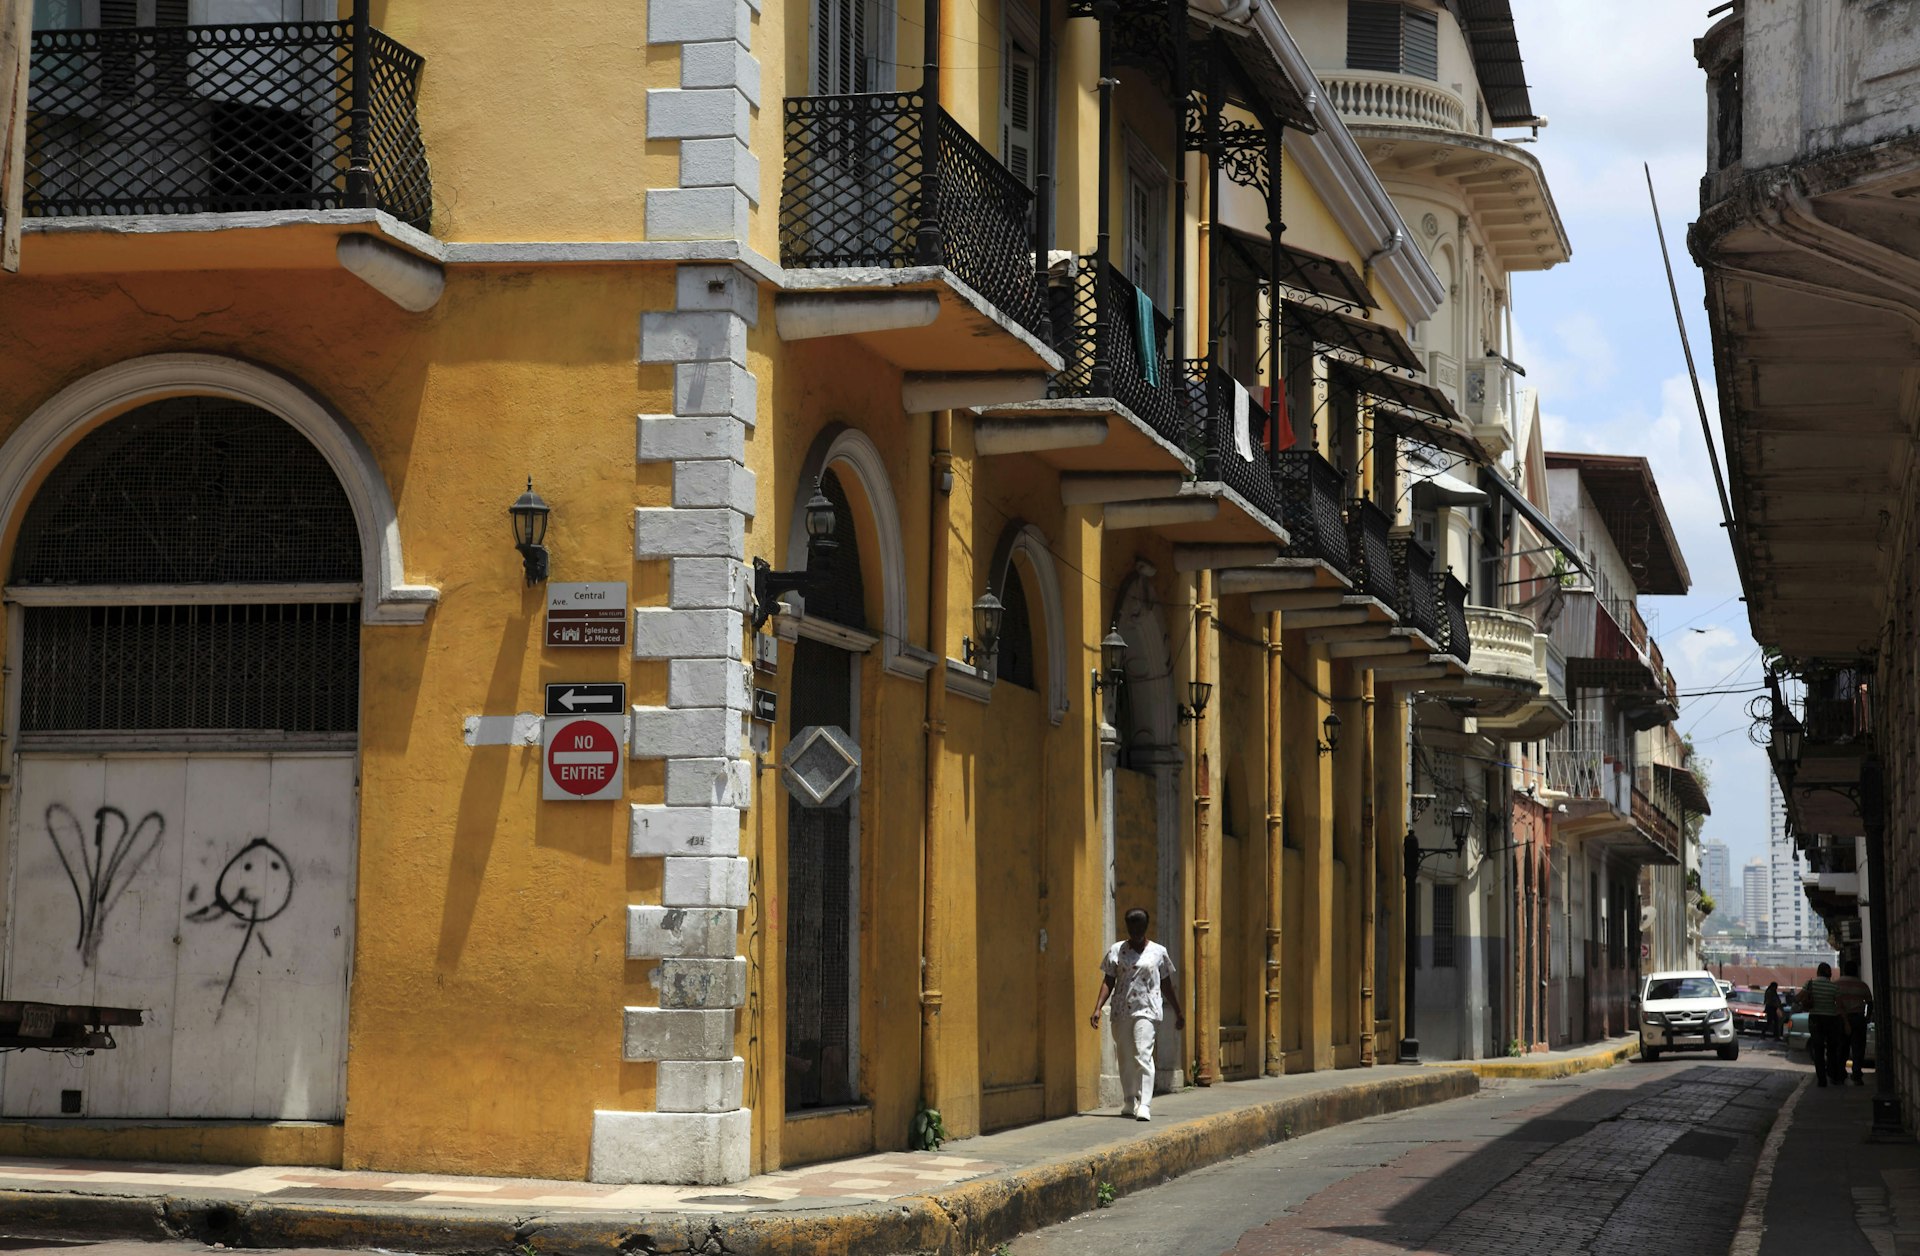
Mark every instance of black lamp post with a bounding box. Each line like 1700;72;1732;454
509;478;551;586
1179;679;1213;723
751;480;839;631
1399;802;1473;1063
963;592;1005;672
1318;711;1341;756
1093;626;1127;696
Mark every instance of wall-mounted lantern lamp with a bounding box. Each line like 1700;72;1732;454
1448;803;1473;856
1092;626;1128;695
751;479;839;631
963;592;1004;671
1317;711;1342;756
509;478;551;586
1774;711;1805;786
1179;679;1213;723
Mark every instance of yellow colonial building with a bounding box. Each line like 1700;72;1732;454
0;0;1504;1184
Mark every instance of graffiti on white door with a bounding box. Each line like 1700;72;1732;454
2;753;355;1119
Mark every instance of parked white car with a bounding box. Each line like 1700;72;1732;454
1638;970;1738;1062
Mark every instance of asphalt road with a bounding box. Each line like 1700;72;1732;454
0;1036;1810;1256
1017;1037;1803;1256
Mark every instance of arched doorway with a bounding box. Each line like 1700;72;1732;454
1;394;362;1120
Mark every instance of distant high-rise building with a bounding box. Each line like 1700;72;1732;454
1768;776;1811;946
1743;860;1770;938
1701;839;1730;906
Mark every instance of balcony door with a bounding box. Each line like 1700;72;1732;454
812;0;891;96
32;1;330;27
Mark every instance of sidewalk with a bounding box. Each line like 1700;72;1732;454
1746;1063;1920;1256
0;1040;1632;1256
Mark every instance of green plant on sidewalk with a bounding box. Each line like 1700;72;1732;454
910;1103;948;1151
991;1245;1014;1256
1096;1181;1117;1208
1509;1038;1525;1058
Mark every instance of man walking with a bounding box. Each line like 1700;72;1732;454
1802;961;1851;1088
1836;959;1873;1085
1090;907;1185;1122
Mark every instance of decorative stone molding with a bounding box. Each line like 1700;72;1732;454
0;353;436;624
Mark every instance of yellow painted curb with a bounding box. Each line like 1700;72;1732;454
0;1070;1481;1256
1423;1036;1639;1080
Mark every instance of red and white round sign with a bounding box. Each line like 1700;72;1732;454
546;718;621;797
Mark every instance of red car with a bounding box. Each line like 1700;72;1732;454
1728;988;1770;1035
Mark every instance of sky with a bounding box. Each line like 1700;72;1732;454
1502;3;1773;875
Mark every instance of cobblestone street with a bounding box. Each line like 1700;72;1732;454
1019;1047;1804;1256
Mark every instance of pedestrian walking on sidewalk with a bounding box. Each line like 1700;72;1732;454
1836;960;1873;1085
1801;962;1851;1087
1090;907;1185;1122
1764;981;1783;1041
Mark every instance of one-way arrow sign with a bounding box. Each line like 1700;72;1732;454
545;682;626;717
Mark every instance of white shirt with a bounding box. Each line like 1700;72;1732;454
1103;939;1175;1022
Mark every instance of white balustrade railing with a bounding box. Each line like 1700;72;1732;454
1319;71;1469;133
1465;606;1536;682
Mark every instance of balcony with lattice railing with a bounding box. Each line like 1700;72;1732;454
1274;450;1352;576
1180;359;1282;533
1047;260;1201;457
24;21;431;227
1345;499;1398;609
780;91;1048;344
1390;535;1441;645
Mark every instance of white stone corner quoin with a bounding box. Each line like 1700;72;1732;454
597;256;761;1185
0;353;437;624
644;0;764;243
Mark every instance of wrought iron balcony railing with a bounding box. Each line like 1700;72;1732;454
25;21;430;227
1181;359;1280;528
1391;535;1441;643
781;91;1049;343
1437;574;1471;665
1048;259;1200;456
1275;450;1351;574
1345;498;1397;609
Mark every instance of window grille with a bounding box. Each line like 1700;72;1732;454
19;601;359;736
10;396;359;587
804;470;868;631
784;636;857;1111
995;563;1036;690
1432;882;1457;968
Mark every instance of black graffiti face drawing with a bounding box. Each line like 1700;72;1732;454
45;804;167;968
186;837;294;1007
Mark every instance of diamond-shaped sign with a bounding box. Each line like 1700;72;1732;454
781;724;860;808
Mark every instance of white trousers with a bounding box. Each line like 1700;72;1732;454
1112;1013;1158;1116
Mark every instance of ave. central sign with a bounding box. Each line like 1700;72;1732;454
546;581;626;648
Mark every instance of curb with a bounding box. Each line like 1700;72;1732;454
0;1070;1477;1255
1423;1036;1638;1080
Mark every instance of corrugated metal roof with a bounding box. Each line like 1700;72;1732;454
1458;0;1535;126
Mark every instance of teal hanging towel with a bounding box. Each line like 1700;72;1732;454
1135;285;1161;387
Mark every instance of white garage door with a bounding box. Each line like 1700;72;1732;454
4;753;354;1118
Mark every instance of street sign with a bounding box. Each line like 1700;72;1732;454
547;581;627;648
545;682;625;717
543;716;625;801
752;688;777;723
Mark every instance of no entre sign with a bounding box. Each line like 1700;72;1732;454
542;682;625;802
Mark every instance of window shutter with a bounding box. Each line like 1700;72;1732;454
1433;883;1457;968
1002;42;1035;190
1346;0;1400;73
154;0;187;24
1402;8;1439;80
99;0;136;25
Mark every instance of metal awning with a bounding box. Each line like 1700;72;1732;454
1375;406;1481;461
1481;468;1589;576
1292;307;1423;373
1199;17;1319;135
1222;228;1376;310
1655;763;1712;816
1411;469;1489;508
